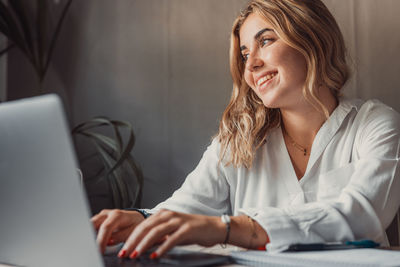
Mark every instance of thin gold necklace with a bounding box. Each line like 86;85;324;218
282;127;309;156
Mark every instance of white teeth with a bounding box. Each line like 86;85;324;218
257;72;277;87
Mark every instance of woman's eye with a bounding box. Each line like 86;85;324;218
242;53;249;62
260;38;274;47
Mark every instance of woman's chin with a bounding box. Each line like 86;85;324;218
260;97;280;109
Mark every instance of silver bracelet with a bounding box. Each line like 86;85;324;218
220;214;231;248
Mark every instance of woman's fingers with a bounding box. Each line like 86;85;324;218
153;223;191;258
119;209;176;258
107;225;135;245
96;211;123;253
91;209;110;230
94;209;141;253
133;218;181;257
91;209;146;254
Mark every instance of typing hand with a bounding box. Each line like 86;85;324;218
117;209;225;259
91;209;145;254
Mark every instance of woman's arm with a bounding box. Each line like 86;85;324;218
92;139;234;255
148;139;232;216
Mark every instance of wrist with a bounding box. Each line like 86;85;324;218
228;215;269;249
211;215;229;246
124;208;151;219
220;214;231;248
249;217;269;249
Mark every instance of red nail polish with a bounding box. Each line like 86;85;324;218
130;250;138;259
118;249;127;258
150;252;158;259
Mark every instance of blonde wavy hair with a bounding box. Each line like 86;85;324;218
217;0;350;169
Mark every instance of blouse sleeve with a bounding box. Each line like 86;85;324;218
148;139;231;216
240;102;400;251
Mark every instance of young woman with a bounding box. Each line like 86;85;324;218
92;0;400;259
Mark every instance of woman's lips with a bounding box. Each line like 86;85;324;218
257;72;277;92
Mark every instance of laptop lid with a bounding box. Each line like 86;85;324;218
0;95;104;267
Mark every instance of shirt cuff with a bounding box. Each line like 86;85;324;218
239;207;310;252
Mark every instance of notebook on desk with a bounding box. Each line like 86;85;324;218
232;248;400;267
0;95;231;267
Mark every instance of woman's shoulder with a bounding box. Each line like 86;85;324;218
342;98;400;142
359;99;398;114
341;98;400;125
202;137;232;166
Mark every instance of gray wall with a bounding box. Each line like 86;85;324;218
7;0;400;208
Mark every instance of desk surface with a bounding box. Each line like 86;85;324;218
3;246;399;267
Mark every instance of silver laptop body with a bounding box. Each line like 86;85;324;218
0;94;104;267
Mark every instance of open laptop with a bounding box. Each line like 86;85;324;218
0;95;231;267
0;94;103;267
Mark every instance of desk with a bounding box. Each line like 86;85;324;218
3;246;398;266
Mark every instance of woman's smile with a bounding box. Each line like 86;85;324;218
256;72;278;93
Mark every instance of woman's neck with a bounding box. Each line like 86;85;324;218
280;89;338;148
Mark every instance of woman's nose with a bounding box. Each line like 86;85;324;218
246;51;263;72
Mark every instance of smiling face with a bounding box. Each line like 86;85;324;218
239;12;308;110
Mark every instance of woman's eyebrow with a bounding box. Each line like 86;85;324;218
254;28;273;40
240;28;274;51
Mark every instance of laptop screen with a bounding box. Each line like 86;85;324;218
0;95;104;267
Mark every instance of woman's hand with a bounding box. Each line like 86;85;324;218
91;209;145;254
118;209;226;259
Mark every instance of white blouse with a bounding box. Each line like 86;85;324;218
149;98;400;251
